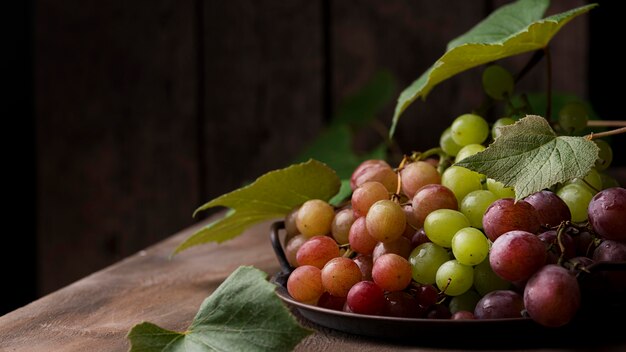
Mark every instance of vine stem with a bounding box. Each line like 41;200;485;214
586;127;626;140
587;120;626;127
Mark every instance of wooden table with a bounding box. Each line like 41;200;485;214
1;215;624;352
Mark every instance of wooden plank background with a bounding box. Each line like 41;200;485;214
6;0;611;315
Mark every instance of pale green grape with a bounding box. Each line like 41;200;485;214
409;242;451;285
435;259;474;296
482;65;514;100
600;172;620;189
449;289;481;314
460;190;498;228
556;183;594;222
558;101;588;135
455;144;485;163
486;178;516;199
473;257;511;296
567;168;602;194
424;209;470;248
594;139;613;171
442;166;484;203
451;113;489;146
491;117;515;139
440;127;462;157
451;227;490;266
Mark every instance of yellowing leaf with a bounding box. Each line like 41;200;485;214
175;159;340;254
127;266;313;352
390;0;597;137
455;115;599;200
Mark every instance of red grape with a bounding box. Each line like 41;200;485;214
482;198;541;241
524;264;581;327
489;230;547;282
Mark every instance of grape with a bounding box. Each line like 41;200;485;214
366;200;406;243
573;230;596;257
440;127;462;156
409;242;451;284
451;311;475;320
372;236;412;262
491;117;515;139
350;159;398;193
330;208;355;245
441;166;484;203
372;253;413;292
451;113;490;146
426;304;452;319
455;144;485;163
568;168;603;194
482;198;541;242
317;292;346;311
449;289;481;314
403;204;421;230
353;254;373;281
460;189;498;229
587;187;626;241
296;235;340;269
435;259;474;296
296;199;335;237
285;234;308;267
474;290;524;319
599;172;620;190
424;209;470;248
287;265;324;304
523;190;571;227
284;206;300;237
557;183;594;222
593;240;626;262
594;139;613;171
414;283;439;308
410;228;431;248
411;184;458;228
473;258;511;296
451;227;490;266
558;101;588;135
351;181;389;218
537;230;575;264
489;230;547;282
399;161;441;199
385;291;424;318
348;217;378;255
321;257;362;297
482;64;514;100
486;178;516;199
524;264;581;327
346;281;386;315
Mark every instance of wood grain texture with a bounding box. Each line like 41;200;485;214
1;215;624;351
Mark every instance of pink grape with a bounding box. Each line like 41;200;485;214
371;253;412;292
411;184;458;229
474;290;524;319
350;159;398;193
321;257;362;297
287;265;324;304
400;161;441;199
489;230;547;282
482;198;541;241
524;264;581;327
524;190;571;227
346;281;386;315
348;217;378;255
351;181;389;218
296;235;339;269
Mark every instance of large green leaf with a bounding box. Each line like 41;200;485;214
390;0;597;137
174;159;340;254
455;115;599;200
127;266;313;352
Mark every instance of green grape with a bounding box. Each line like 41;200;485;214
482;65;514;100
449;289;481;314
451;227;490;266
435;259;474;296
473;257;511;296
600;172;620;189
442;166;484;203
455;144;485;163
424;209;470;248
440;127;462;156
460;190;498;228
567;168;602;194
558;101;588;135
594;139;613;171
451;114;490;146
409;242;451;285
486;178;516;199
491;117;515;139
556;183;594;222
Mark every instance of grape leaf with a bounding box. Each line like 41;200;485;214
174;159;340;254
389;0;597;137
455;115;599;200
127;266;313;352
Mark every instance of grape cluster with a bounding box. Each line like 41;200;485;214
283;66;625;327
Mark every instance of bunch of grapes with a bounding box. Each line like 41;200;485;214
283;65;625;328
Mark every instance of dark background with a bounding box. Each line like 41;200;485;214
5;0;622;315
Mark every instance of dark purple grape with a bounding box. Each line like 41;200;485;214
572;230;596;257
537;230;575;263
490;230;547;282
346;281;386;315
353;254;373;281
414;283;439;308
474;290;524;319
587;187;626;241
451;310;476;320
384;291;424;318
317;292;346;311
410;228;430;249
482;198;541;241
524;264;581;327
593;240;626;262
426;304;451;319
524;190;572;227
